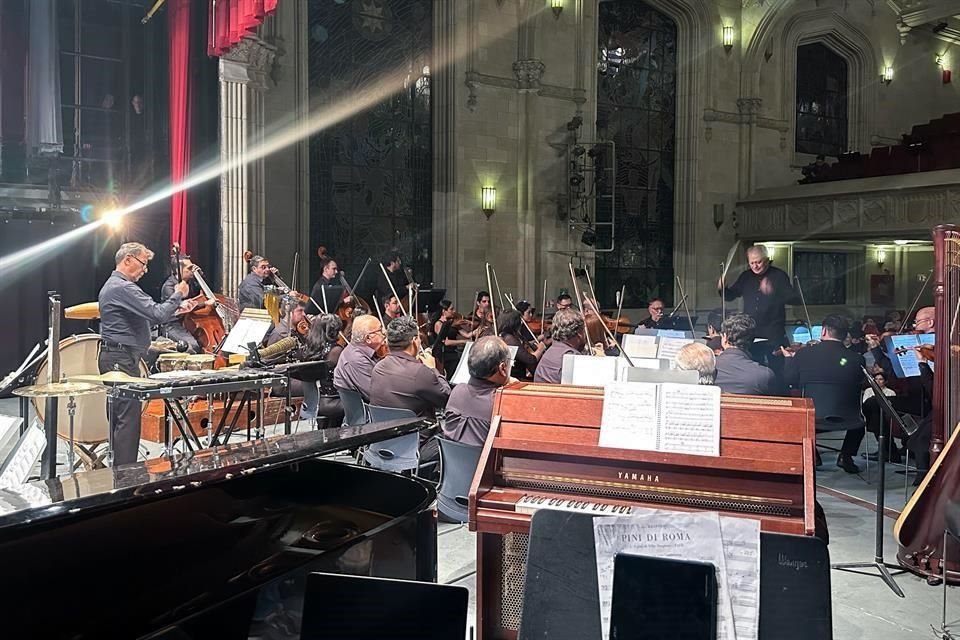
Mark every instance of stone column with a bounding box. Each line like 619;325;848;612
218;36;276;296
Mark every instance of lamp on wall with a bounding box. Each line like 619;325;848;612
713;203;725;230
550;0;563;19
876;248;887;268
722;26;734;53
881;66;894;85
481;186;496;218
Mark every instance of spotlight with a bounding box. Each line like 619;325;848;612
102;209;124;231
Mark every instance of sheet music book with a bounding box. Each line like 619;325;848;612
220;309;273;355
562;355;621;385
621;334;658;359
656;336;694;361
599;381;721;456
883;333;935;378
450;342;519;385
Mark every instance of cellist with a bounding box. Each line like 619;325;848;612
308;255;352;315
160;257;203;353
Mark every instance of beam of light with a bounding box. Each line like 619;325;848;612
0;2;548;278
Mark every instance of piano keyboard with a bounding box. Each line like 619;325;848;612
515;495;635;516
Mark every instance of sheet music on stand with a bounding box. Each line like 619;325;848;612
220;309;273;355
450;343;519;385
883;333;935;377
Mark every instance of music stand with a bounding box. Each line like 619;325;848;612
831;365;909;598
415;288;446;315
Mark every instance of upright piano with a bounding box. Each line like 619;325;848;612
469;383;816;640
0;418;437;639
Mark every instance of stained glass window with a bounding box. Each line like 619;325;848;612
796;43;848;157
308;0;432;290
595;0;676;308
794;251;847;305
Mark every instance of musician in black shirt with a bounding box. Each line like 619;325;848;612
160;257;201;353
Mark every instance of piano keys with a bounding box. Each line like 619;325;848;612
468;382;816;640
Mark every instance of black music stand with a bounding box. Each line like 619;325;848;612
830;365;909;598
415;289;446;315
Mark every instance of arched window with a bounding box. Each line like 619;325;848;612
795;43;848;157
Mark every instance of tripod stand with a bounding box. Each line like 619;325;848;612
832;366;914;597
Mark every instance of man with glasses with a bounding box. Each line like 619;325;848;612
333;314;385;402
554;294;573;311
98;242;195;465
238;254;272;312
637;297;673;330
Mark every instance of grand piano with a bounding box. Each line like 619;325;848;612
0;418;437;639
469;383;816;639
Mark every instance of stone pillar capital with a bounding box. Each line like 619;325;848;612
219;36;277;90
512;59;546;93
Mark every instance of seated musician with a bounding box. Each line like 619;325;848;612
160;257;202;353
238;254;271;311
442;336;509;447
471;291;494;337
637;298;673;330
533;308;586;384
714;313;779;395
514;300;537;342
862;305;934;471
376;251;411;304
431;300;476;377
554;293;573;312
298;314;345;428
264;297;306;347
781;314;865;473
382;293;403;322
308;255;351;315
333;314;384;402
370;316;451;464
674;342;716;384
498;309;544;380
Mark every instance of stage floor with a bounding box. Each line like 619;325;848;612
0;398;952;639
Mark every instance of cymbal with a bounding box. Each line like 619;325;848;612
64;302;100;320
68;372;160;386
13;382;105;398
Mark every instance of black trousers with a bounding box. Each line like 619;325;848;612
838;427;865;457
163;322;200;354
98;345;144;466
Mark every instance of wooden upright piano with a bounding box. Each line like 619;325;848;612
468;383;816;640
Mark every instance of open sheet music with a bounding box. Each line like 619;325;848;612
220;310;273;354
599;381;721;456
883;333;935;377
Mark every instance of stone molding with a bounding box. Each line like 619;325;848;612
735;174;960;240
464;70;586;107
703;100;789;149
512;58;546;92
219;36;278;90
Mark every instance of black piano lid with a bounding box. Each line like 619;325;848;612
0;417;431;532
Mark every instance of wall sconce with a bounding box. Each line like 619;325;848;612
481;186;496;218
876;248;887;268
937;54;945;67
722;26;734;53
550;0;563;19
881;66;894;85
713;203;725;230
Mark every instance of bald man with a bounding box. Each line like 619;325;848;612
333;314;385;401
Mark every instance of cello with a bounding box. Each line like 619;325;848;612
894;224;960;584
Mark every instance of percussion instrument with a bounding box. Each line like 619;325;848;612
69;371;159;386
35;335;148;447
63;302;100;320
12;382;104;398
157;353;216;373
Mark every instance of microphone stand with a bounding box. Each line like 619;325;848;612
831;366;908;598
674;276;695;333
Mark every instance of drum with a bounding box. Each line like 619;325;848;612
34;335;148;445
157;353;190;373
186;354;215;371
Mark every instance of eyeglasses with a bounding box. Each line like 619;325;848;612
129;255;148;270
650;306;665;312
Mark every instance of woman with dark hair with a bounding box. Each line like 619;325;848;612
498;309;544;380
431;300;476;378
298;313;345;428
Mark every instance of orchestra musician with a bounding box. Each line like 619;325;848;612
471;291;494;337
376;251;411;303
264;297;307;347
498;309;544;380
382;293;403;322
370;316;450;465
297;314;345;428
431;300;476;377
98;242;196;465
160;257;202;353
719;244;799;376
238;254;272;311
333;315;385;403
554;293;573;312
637;297;672;330
533;308;586;384
308;255;350;315
674;342;717;385
442;336;510;447
714;313;779;396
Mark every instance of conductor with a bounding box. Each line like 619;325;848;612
719;244;799;374
98;242;195;465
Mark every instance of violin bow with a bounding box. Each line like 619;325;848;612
793;276;814;336
568;262;594;349
379;262;408;316
505;292;542;347
485;263;498;335
583;265;634;367
898;268;933;336
674;276;695;334
541;279;548;328
614;285;625;331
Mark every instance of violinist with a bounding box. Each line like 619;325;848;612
533;308;586;384
514;300;538;343
470;291;494;337
308;255;351;315
333;315;385;402
238;254;271;311
160;257;202;353
431;300;476;377
382;293;403;322
264;298;306;347
297;313;345;428
554;293;573;312
498;309;545;380
637;298;673;330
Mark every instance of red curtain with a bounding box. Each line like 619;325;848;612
169;0;193;251
208;0;279;57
